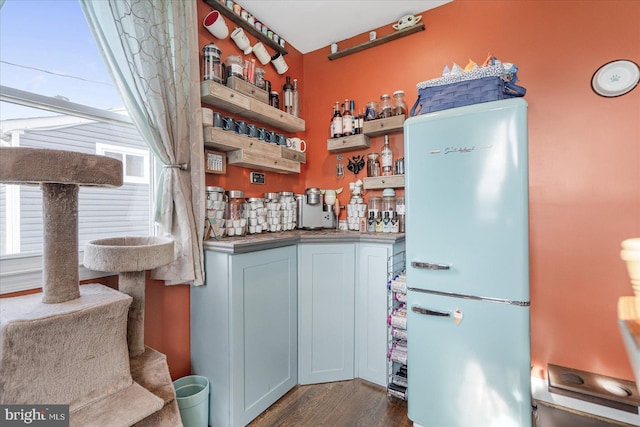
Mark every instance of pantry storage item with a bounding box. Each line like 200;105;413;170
367;196;382;218
396;195;405;233
279;191;297;231
393;90;407;116
367;153;381;177
381;135;394;176
203;43;224;83
265;192;281;232
225;190;247;236
382;188;396;229
225;55;244;79
247;197;266;234
379;94;393;119
206;186;227;221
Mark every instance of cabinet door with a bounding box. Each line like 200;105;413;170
356;244;391;387
298;243;355;384
231;245;297;426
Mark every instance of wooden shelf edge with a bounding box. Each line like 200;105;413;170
363;175;405;190
203;0;288;55
363;115;406;137
328;23;424;61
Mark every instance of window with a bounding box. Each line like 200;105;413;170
97;143;150;184
0;0;155;294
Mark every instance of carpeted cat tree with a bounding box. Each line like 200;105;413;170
0;147;182;426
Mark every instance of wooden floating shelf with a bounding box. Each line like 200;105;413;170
203;0;288;55
327;134;370;153
363;115;406;137
363;175;405;190
204;127;304;173
328;23;425;61
201;81;305;133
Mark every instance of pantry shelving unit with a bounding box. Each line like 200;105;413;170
201;81;306;174
387;250;408;401
326;114;405;153
328;24;425;61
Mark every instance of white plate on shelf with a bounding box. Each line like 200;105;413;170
591;60;639;97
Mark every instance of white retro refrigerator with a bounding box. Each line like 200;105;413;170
404;98;531;427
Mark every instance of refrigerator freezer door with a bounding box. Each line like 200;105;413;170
404;99;529;302
407;290;532;427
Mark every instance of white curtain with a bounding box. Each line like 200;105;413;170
80;0;205;286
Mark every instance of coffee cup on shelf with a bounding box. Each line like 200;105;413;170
203;10;229;39
271;52;288;75
252;42;271;65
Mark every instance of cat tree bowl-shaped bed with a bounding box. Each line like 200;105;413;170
0;147;123;303
84;236;174;357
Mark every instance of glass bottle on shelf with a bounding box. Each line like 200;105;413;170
393;90;407;116
292;79;300;117
331;101;343;138
379;94;393;119
283;76;293;114
342;99;353;136
381;135;394;176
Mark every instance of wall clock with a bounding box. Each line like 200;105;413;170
591;59;639;98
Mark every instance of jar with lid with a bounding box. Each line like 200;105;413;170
395;195;405;233
367;196;382;218
264;192;281;232
203;43;224;83
365;101;378;121
378;94;393;119
279;191;296;231
393;90;407;116
269;91;279;109
225;55;243;79
247;197;266;234
367;152;380;177
225;190;247;237
382;188;396;221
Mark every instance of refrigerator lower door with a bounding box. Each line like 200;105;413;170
408;290;531;427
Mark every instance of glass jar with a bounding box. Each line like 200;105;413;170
367;152;381;177
393;90;407;116
367;196;382;218
206;186;226;222
365;101;378;121
378;94;393;119
395;195;405;233
279;191;296;231
254;67;265;89
202;43;224;83
264;192;281;232
382;188;396;217
225;55;244;79
247;197;266;234
226;190;247;237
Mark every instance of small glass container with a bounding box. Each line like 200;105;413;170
225;55;244;79
378;94;393;119
269;91;279;109
382;188;396;225
202;43;224;83
255;67;265;89
226;190;247;237
206;186;226;223
367;152;381;177
365;101;378;121
393;90;407;116
367;196;382;218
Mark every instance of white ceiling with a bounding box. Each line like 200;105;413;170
235;0;453;54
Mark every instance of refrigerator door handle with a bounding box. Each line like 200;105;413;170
411;261;451;270
411;306;451;317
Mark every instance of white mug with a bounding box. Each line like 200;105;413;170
252;42;271;65
230;27;252;55
271;52;288;74
201;107;213;127
286;137;307;153
203;10;229;39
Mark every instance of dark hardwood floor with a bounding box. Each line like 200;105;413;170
249;379;412;427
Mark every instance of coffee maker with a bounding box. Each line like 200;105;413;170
297;188;323;229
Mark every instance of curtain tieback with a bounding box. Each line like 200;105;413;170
163;163;188;171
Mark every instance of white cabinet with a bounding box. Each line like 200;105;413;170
191;246;297;427
298;243;356;384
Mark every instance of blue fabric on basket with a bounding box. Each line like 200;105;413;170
410;76;526;116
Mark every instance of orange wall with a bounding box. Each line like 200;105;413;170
302;0;640;381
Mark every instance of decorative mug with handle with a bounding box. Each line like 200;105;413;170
392;14;422;31
286;137;307;153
